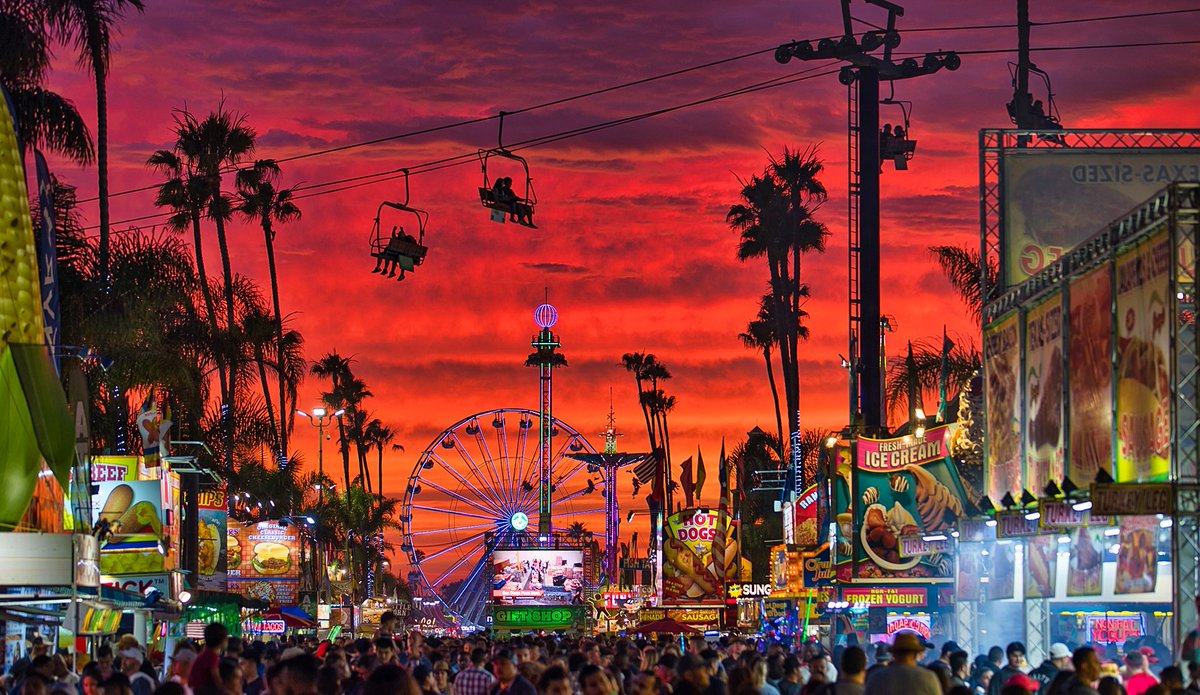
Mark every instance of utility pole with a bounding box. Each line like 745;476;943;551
776;0;960;433
1006;0;1062;130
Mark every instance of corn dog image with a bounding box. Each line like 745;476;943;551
98;485;134;524
665;538;716;594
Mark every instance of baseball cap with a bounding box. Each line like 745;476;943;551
1048;643;1071;660
1138;647;1159;664
1005;673;1041;692
173;649;198;665
119;648;144;663
941;640;962;656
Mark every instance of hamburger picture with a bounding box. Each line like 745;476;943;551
227;534;241;569
252;541;291;576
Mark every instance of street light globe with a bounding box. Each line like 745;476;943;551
312;407;327;418
534;304;558;329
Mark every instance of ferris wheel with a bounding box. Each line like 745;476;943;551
398;407;604;628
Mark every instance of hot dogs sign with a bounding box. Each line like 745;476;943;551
662;509;740;605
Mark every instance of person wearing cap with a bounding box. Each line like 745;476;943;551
166;647;197;695
863;633;941;695
1029;643;1073;694
938;642;962;671
990;643;1029;695
119;648;156;695
433;659;454;695
1003;673;1042;694
456;648;497;695
672;654;711;695
1122;651;1158;695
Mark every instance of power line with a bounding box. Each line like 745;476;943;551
932;38;1200;57
78;7;1200;206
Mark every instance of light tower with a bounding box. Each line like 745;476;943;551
568;398;651;581
526;301;566;535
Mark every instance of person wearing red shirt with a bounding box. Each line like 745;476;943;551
1123;651;1159;695
187;623;229;695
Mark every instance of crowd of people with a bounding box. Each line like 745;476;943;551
5;618;1199;695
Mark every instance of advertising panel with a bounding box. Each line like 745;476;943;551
986;542;1016;600
1086;614;1146;645
1114;516;1159;594
1114;231;1172;482
662;509;729;604
1001;150;1200;286
836;425;967;582
956;544;982;601
196;487;228;592
91;456;138;483
985;313;1022;500
93;481;166;576
1024;535;1058;599
227;520;300;607
841;586;928;608
1068;264;1114;482
491;549;585;606
1066;527;1105;597
1024;293;1064;489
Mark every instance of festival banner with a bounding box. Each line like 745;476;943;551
1066;527;1105;597
1001;150;1200;286
662;509;730;605
1114;516;1159;594
1024;294;1064;489
228;520;301;607
1024;535;1058;598
986;542;1016;600
956;543;982;601
985;313;1022;501
1068;264;1114;483
837;424;968;582
196;487;228;592
1114;231;1172;482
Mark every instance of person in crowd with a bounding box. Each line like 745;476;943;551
829;646;866;695
1123;652;1159;695
990;643;1029;695
456;648;497;695
490;650;535;695
1029;644;1073;694
863;633;941;695
675;655;713;695
314;666;340;695
275;655;320;695
938;643;962;672
187;623;227;695
1096;677;1126;695
238;647;263;695
948;651;971;689
777;657;803;695
1185;664;1200;695
375;612;397;638
578;664;618;695
1159;666;1186;694
119;649;155;695
362;665;420;695
374;640;398;668
413;665;439;695
536;666;571;695
164;648;195;694
433;660;453;695
213;660;238;695
1052;648;1102;695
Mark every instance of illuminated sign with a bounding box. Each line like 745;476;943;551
887;614;932;640
802;546;834;587
727;583;772;600
841;587;927;608
1090;483;1174;516
1086;615;1145;645
101;573;170;596
899;536;950;557
996;511;1041;538
666;608;720;624
856;425;952;472
491;606;583;630
243;619;286;635
762;600;792;621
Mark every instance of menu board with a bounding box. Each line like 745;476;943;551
228;520;300;607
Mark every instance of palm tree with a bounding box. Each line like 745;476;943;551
364;419;402;498
728;146;828;444
0;3;93;163
621;352;675;509
566;521;589;542
44;0;145;288
237;159;302;462
930;244;999;321
738;294;784;456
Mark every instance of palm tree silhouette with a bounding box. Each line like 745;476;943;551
45;0;145;289
237;159;302;461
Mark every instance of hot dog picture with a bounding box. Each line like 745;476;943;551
94;481;163;543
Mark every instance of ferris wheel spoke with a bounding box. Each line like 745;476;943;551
458;440;511;512
419;477;506;520
429;451;507;517
431;535;488;587
553;507;606;518
411;504;497;523
495;419;514;498
408;522;495;537
421;530;487;565
468;424;511;510
442;438;505;510
450;552;491;607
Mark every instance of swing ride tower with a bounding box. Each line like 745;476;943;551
528;302;565;535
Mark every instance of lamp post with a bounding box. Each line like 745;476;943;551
297;407;344;504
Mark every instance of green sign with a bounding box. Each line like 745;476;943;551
492;606;583;631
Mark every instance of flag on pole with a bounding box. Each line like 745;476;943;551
633;455;656;486
679;456;694;508
938;326;955;423
137;395;171;468
906;341;923;425
694;447;706;503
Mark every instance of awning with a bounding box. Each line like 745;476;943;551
76;584;152;609
278;606;317;628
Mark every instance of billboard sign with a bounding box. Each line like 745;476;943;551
227;521;300;607
93;481;166;576
491;605;583;631
1024;535;1057;599
836;425;968;582
491;549;585;606
1114;231;1172;482
1115;516;1159;594
662;509;727;604
1024;294;1064;489
1068;265;1114;482
196;487;227;592
1066;527;1105;597
1001;150;1200;286
984;313;1022;501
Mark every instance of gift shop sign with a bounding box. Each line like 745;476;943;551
1086;615;1144;645
1090;483;1174;516
841;587;927;608
857;425;952;471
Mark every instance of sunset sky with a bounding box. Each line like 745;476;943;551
37;1;1200;586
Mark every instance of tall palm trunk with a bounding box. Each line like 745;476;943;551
191;212;230;426
262;216;288;461
377;448;384;498
764;345;784;456
214;212;237;467
255;342;280;453
89;24;110;292
338;419;351;489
